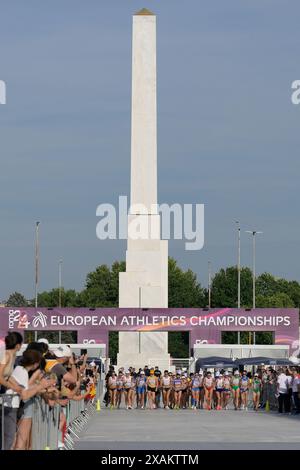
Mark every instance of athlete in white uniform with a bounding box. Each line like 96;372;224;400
215;372;224;410
123;371;133;409
203;371;215;410
161;370;171;409
108;372;117;409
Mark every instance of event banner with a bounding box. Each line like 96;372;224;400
0;307;298;353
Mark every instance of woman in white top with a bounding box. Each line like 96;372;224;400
0;332;23;394
0;332;23;450
6;349;54;450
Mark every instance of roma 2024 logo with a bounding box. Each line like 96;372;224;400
8;310;47;329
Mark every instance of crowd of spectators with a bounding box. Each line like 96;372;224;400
0;332;99;450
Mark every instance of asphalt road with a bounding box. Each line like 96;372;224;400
75;407;300;450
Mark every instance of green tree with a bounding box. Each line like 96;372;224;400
168;257;206;307
6;292;28;307
80;261;126;307
37;289;82;307
256;273;278;297
256;292;294;308
211;266;253;307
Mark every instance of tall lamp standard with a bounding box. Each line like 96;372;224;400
58;259;63;344
34;221;40;309
34;221;40;342
235;221;241;308
58;259;63;308
208;261;212;309
245;230;263;309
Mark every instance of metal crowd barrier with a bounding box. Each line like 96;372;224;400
261;381;278;409
31;397;60;450
0;393;96;451
32;396;96;450
0;394;20;450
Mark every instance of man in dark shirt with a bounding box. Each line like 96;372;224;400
46;345;77;390
154;366;162;408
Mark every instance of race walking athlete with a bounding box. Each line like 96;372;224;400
123;371;133;409
231;370;241;410
240;370;250;410
215;372;224;410
203;371;214;410
136;371;147;409
252;372;262;411
222;371;232;410
108;371;117;409
173;372;183;410
161;370;172;409
180;373;188;409
147;368;159;409
116;370;124;409
191;372;201;410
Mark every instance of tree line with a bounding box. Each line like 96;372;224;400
5;258;300;310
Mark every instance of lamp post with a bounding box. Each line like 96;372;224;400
235;221;241;308
34;221;40;309
34;221;40;342
208;261;212;309
58;259;63;308
245;230;263;309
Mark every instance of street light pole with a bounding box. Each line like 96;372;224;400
235;221;241;308
34;221;40;342
58;259;63;308
35;221;40;309
245;230;263;309
208;261;212;309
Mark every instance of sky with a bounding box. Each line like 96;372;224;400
0;0;299;300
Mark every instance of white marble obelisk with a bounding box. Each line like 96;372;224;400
118;8;169;370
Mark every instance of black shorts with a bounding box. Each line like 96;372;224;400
147;386;156;393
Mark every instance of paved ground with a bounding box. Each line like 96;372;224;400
75;407;300;450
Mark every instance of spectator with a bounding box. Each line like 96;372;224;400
5;349;54;450
0;332;24;450
44;345;77;389
277;368;290;414
0;332;23;393
291;368;300;414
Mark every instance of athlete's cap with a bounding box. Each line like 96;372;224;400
254;373;258;376
215;371;220;377
140;371;145;375
234;370;239;375
125;370;130;374
52;345;72;358
224;371;229;376
199;369;203;374
38;338;49;345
